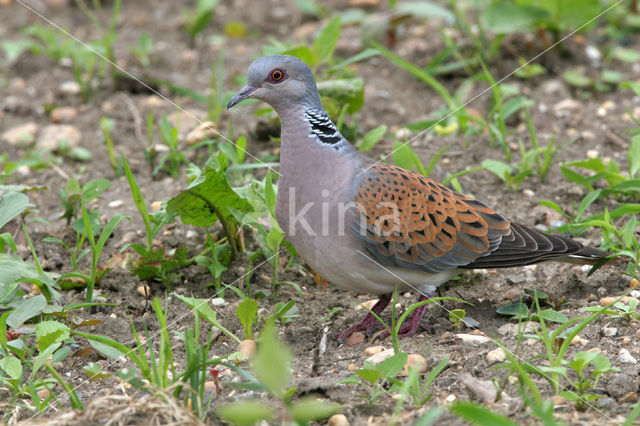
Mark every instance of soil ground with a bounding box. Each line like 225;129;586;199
2;0;640;425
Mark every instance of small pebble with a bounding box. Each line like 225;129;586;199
2;122;38;145
486;348;506;363
356;299;378;311
50;106;78;123
456;333;491;346
108;200;124;208
185;230;198;239
586;149;599;159
210;297;226;307
618;348;638;364
151;201;163;212
522;189;534;197
570;335;588;346
445;394;457;403
552;395;567;406
630;278;640;288
237;339;256;359
327;414;350;426
58;80;81;95
602;326;618;337
401;354;427;375
365;348;394;365
346;331;364;346
364;345;385;356
37;124;81;149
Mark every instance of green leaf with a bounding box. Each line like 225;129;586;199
450;402;518;426
496;302;529;318
377;352;408;379
289;397;341;423
0;192;30;230
482;159;512;182
237;299;258;339
88;338;126;359
355;368;381;385
359;125;387;152
283;46;317;67
316;78;364;114
449;309;466;324
480;1;547;34
533;309;568;324
167;152;253;227
6;294;47;329
82;179;111;203
396;1;454;20
562;69;593;88
613;47;640;63
253;320;291;399
0;356;22;380
313;16;341;64
35;321;70;351
216;400;275;425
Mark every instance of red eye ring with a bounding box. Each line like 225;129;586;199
269;68;285;82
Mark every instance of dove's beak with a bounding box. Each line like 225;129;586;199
227;85;257;109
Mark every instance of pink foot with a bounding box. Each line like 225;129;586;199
334;294;391;343
375;294;432;340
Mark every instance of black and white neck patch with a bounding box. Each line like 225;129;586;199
304;109;342;145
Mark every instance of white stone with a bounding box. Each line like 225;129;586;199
108;200;124;208
2;122;38;145
486;348;506;363
365;348;395;365
37;124;81;149
58;80;81;95
210;297;227;307
586;150;599;159
618;348;638;364
456;333;491;346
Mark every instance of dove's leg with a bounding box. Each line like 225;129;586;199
334;293;391;342
376;293;432;339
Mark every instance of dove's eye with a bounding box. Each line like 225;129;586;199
268;68;286;83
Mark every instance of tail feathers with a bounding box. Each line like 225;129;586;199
462;222;610;269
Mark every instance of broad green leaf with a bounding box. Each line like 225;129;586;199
562;69;593;88
0;356;22;380
283;46;317;67
317;78;364;114
355;368;381;385
237;299;258;339
450;402;518;426
482;159;512;182
359;125;387;152
253;321;291;399
313;16;341;64
216;400;275;425
533;309;568;324
6;294;47;329
480;1;547;34
0;192;30;230
377;352;408;378
35;321;70;351
289;397;341;424
82;179;111;203
167;152;253;227
496;302;529;318
396;1;454;20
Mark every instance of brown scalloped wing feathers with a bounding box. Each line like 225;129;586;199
353;163;511;273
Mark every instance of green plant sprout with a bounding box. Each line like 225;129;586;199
183;0;218;45
216;320;340;424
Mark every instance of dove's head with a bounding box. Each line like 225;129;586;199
227;55;322;112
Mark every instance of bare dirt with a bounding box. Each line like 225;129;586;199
2;0;640;425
